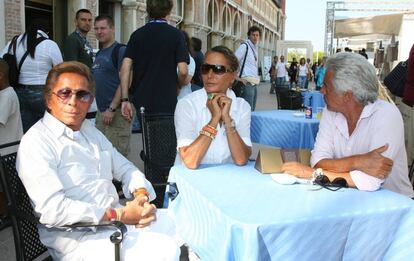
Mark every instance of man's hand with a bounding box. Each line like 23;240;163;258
121;200;156;227
355;144;393;179
281;162;314;179
102;110;114;125
121;101;133;121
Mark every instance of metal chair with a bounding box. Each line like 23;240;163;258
0;141;127;261
140;107;177;208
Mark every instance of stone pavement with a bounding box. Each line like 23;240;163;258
0;80;307;260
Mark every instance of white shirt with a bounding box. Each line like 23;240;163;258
276;62;288;77
177;55;195;100
235;39;259;80
174;88;252;165
0;30;63;85
311;100;414;197
16;112;156;257
0;87;23;155
298;64;308;76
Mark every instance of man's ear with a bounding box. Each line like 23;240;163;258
344;90;354;102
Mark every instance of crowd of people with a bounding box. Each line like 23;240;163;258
0;0;413;259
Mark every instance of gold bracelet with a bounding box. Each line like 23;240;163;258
199;130;215;140
133;188;149;199
115;208;124;221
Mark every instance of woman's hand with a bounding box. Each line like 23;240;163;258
218;95;232;121
206;93;225;123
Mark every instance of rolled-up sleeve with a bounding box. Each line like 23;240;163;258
350;170;383;191
235;100;252;147
175;99;198;149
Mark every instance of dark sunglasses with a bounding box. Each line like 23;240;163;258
53;88;92;104
201;63;233;75
314;175;348;191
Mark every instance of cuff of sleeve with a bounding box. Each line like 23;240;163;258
349;170;383;191
126;170;157;201
241;137;252;147
177;138;194;150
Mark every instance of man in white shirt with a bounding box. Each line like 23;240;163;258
16;61;180;260
0;59;23;155
275;55;289;88
235;26;261;111
282;52;414;198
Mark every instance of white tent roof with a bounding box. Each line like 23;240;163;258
334;13;404;38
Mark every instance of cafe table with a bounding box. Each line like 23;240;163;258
251;110;320;149
169;162;414;261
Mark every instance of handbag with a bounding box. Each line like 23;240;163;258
383;60;408;97
232;43;248;97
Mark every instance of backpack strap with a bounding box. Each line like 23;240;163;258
111;43;126;70
18;37;47;72
8;35;19;55
239;43;249;78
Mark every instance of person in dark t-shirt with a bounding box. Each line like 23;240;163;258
119;0;189;119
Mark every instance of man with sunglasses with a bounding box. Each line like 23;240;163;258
235;26;262;111
282;52;414;198
16;62;181;260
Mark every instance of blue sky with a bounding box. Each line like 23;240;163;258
284;0;407;51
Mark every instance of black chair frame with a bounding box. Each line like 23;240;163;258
140;107;177;207
0;141;127;261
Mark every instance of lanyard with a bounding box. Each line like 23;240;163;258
148;19;167;24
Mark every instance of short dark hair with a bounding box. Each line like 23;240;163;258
191;37;202;52
247;25;261;37
95;14;114;27
44;62;95;107
76;9;92;19
146;0;173;19
206;46;239;73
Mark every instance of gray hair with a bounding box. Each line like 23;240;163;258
325;52;378;105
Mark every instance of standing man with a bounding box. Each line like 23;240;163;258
63;9;97;122
235;25;261;111
398;43;414;167
92;15;131;157
275;55;289;88
120;0;189;119
269;55;278;94
191;37;204;89
63;9;94;68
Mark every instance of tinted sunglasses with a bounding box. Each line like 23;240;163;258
201;63;233;75
53;88;92;104
314;175;348;191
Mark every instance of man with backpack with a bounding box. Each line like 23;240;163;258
92;15;131;157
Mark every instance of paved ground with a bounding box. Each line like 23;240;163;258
0;80;312;260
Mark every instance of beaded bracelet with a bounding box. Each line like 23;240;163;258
202;125;217;136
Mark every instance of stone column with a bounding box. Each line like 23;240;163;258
121;0;139;43
223;35;235;50
67;0;87;34
0;0;5;47
210;31;224;48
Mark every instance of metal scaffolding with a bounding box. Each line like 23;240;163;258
324;0;414;55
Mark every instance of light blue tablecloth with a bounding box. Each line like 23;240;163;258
170;163;414;261
301;91;325;113
251;110;320;149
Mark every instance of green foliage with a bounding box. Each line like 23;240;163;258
313;51;325;63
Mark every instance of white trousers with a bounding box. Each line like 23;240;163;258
61;209;180;261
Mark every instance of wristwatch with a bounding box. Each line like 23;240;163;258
107;106;116;112
120;97;129;102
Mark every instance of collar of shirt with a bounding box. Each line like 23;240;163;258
333;100;377;139
41;112;90;140
37;30;49;39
